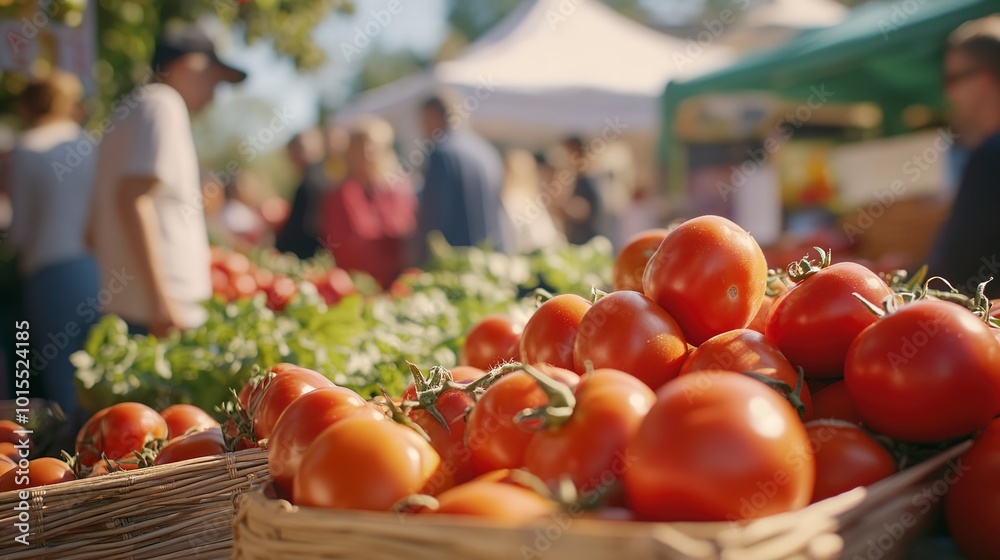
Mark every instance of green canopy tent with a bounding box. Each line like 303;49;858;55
659;0;998;189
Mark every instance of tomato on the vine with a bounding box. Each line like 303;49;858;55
293;415;439;511
679;329;812;419
402;366;486;493
460;316;521;371
572;291;688;390
520;294;591;370
643;215;768;346
466;365;579;475
806;420;896;503
153;428;226;466
624;372;814;522
947;419;1000;560
0;458;76;491
76;403;167;465
613;229;670;292
523;368;655;498
766;253;894;378
253;366;334;439
845;300;1000;442
160;404;220;440
268;386;383;496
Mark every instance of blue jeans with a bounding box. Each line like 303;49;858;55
23;255;100;416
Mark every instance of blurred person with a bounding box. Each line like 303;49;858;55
320;116;417;288
927;18;1000;298
275;127;328;258
415;95;510;259
8;71;98;416
324;123;350;184
502;149;561;253
205;172;268;250
558;136;604;245
88;24;246;335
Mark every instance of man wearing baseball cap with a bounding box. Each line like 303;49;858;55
88;23;246;336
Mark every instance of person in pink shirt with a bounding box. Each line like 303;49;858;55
320;117;416;288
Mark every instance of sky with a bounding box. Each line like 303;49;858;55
210;0;449;135
207;0;716;135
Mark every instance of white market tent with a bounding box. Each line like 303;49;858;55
334;0;735;151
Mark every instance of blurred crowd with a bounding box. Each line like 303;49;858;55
0;24;657;418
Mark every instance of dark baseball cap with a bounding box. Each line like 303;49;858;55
151;24;247;83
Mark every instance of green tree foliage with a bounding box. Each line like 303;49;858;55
0;0;351;119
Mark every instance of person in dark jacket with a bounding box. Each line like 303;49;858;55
415;96;510;260
927;19;1000;298
275;128;328;259
559;136;603;245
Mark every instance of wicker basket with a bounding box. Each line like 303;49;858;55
0;447;269;560
232;441;970;560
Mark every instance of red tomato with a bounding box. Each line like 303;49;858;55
76;403;167;465
0;420;26;444
153;428;226;466
0;420;28;459
766;260;894;378
947;419;1000;560
0;458;76;491
466;365;579;474
313;268;356;306
679;329;812;419
403;367;486;494
266;275;298;311
845;300;1000;442
461;316;521;371
624;372;814;522
572;291;688;390
254;366;334;440
231;273;257;300
613;229;670;292
643;216;768;346
520;294;591;370
268;386;383;496
160;404;220;440
0;443;18;463
423;481;556;524
75;407;110;466
293;416;439;511
524;368;655;497
806;421;896;503
811;381;862;424
0;455;16;477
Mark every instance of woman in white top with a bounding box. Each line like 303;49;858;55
8;71;99;418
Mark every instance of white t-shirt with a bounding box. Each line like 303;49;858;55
9;121;96;276
89;83;210;328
